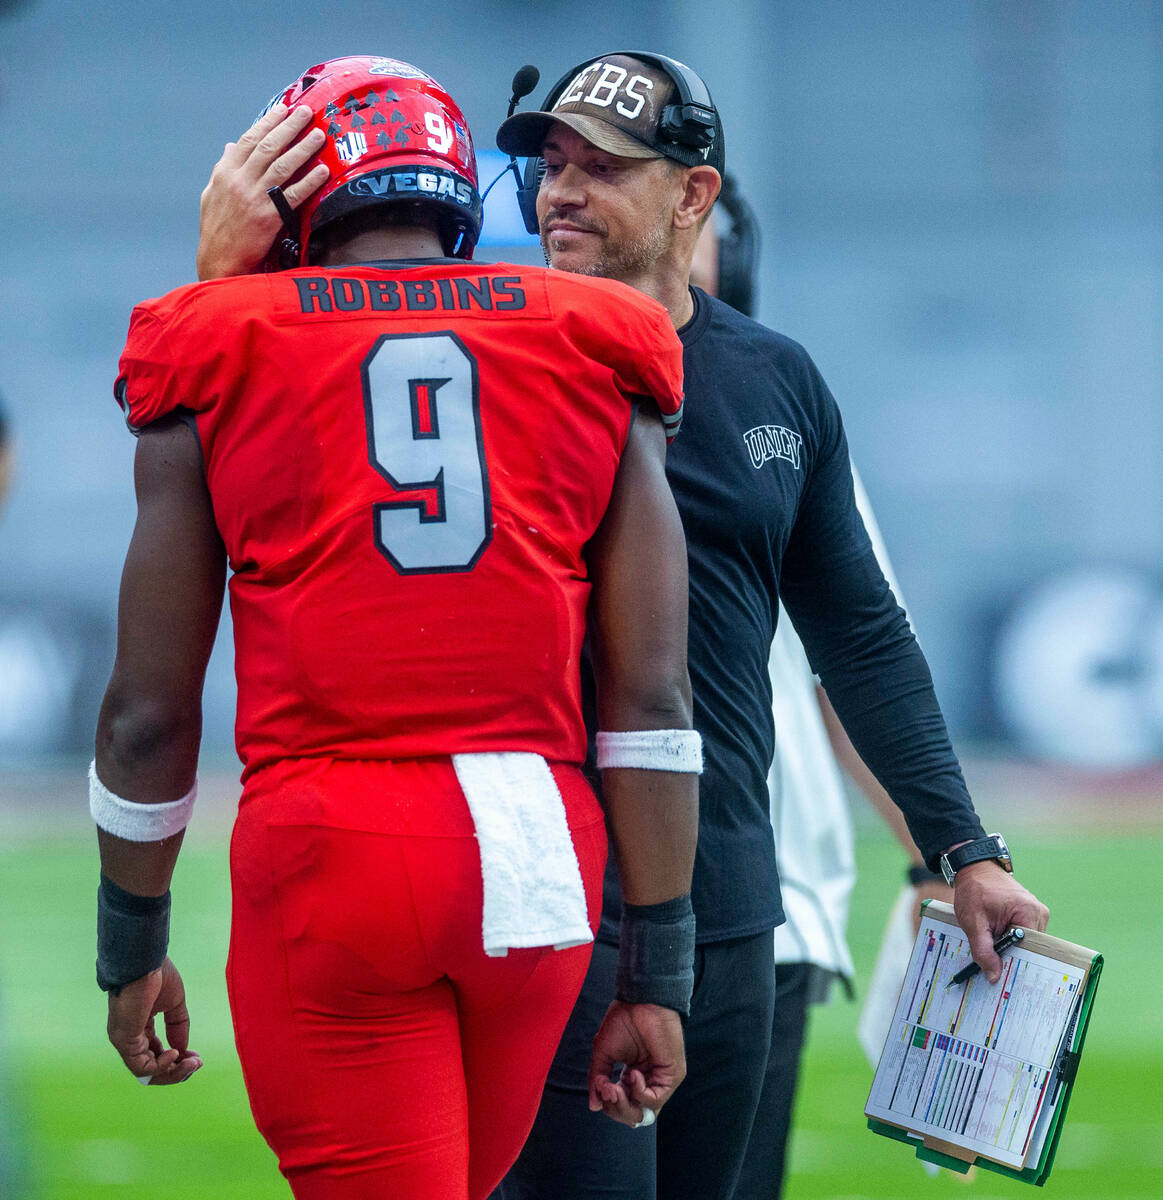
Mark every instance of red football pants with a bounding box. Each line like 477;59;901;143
226;757;607;1200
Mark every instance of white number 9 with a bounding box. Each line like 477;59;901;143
363;332;491;573
425;112;454;155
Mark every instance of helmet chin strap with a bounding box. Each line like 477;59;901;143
267;185;304;267
278;237;303;269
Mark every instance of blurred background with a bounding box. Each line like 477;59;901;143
0;1;1160;1198
2;0;1161;769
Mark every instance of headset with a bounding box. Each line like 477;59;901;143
714;173;760;318
512;51;723;236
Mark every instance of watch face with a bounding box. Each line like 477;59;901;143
988;833;1014;869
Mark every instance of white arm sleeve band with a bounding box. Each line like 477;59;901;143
595;729;703;773
89;760;197;842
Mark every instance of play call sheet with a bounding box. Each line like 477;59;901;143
866;914;1086;1169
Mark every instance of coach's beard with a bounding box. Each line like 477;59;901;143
541;212;669;282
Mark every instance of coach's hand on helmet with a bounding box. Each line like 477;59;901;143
197;103;330;281
588;1000;686;1127
106;957;203;1086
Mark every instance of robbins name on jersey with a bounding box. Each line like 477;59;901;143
294;274;527;314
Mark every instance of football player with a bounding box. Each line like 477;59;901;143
93;56;700;1200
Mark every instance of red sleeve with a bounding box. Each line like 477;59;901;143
115;303;181;433
114;281;242;433
620;297;685;441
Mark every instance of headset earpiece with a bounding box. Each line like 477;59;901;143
622;50;721;169
658;100;718;152
518;156;544;236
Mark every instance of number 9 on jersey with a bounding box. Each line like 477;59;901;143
362;331;492;574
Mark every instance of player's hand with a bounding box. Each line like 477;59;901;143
196;103;330;281
588;1000;686;1127
953;862;1049;985
106;957;203;1086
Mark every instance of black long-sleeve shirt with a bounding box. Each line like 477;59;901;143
600;288;984;944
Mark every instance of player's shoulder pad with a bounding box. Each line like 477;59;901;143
543;268;671;323
541;270;682;417
116;274;275;434
137;272;276;325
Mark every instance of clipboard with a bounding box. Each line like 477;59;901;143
864;900;1102;1186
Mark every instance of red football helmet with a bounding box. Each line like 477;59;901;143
262;56;482;263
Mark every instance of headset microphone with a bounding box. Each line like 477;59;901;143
480;65;542;214
508;65;541;114
507;65;544;235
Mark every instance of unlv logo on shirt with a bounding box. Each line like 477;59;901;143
743;425;803;471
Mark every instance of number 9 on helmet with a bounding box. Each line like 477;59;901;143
260;55;483;265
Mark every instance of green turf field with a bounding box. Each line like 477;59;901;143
1;823;1159;1198
788;828;1163;1199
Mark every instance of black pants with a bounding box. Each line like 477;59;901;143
732;961;815;1200
492;930;777;1200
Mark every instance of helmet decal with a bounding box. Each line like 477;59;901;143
368;58;432;80
335;132;369;163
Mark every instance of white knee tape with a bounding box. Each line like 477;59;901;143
89;761;197;842
595;729;703;773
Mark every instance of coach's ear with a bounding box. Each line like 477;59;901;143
674;166;721;232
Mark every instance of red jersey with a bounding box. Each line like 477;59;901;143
116;260;683;777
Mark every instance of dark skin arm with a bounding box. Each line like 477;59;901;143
95;415;226;1084
588;410;696;906
583;407;698;1126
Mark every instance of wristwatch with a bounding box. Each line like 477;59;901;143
939;833;1013;886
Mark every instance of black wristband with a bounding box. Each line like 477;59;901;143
96;873;171;994
907;863;946;887
616;893;696;1017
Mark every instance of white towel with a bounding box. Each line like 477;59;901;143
452;752;593;958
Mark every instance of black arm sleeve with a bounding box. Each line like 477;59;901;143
778;368;986;870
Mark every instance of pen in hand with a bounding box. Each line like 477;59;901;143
946;927;1025;989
